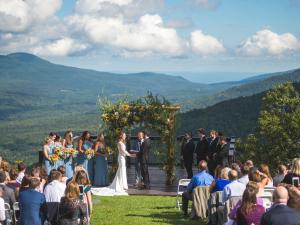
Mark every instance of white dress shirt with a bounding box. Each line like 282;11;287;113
44;180;66;202
237;175;249;185
222;180;246;203
0;197;5;222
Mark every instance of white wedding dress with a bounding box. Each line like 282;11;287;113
91;141;130;196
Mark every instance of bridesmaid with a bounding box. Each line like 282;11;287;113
77;131;94;181
54;135;64;168
48;132;57;169
62;129;74;179
93;133;109;187
43;137;55;175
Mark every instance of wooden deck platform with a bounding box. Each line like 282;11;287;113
126;166;199;196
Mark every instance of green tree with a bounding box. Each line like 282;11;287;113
256;82;300;168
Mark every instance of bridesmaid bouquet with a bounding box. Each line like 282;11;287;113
50;154;59;163
106;146;113;155
85;148;95;160
54;147;65;159
69;148;79;158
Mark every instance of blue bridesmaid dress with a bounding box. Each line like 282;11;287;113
93;147;109;187
77;141;93;180
55;142;64;168
44;145;56;175
64;144;74;178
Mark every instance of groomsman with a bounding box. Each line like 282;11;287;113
208;130;219;175
181;132;195;179
195;128;209;164
140;131;151;189
133;132;144;187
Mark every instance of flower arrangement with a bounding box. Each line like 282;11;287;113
85;148;95;160
54;147;65;159
50;154;59;162
66;148;79;158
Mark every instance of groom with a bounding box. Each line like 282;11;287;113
139;130;151;190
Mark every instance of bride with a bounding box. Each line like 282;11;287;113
92;131;135;196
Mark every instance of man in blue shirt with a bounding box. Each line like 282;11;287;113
181;160;213;216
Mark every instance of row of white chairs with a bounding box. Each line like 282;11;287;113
4;202;19;225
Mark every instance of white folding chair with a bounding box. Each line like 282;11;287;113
264;187;275;196
13;202;19;224
260;195;273;209
4;203;13;225
176;179;191;208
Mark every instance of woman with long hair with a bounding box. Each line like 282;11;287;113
259;164;273;187
54;135;64;168
92;131;135;196
93;133;109;187
58;181;87;225
282;158;300;185
43;137;56;175
62;130;74;178
236;184;265;225
77;131;93;181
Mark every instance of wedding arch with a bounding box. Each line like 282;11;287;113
98;93;180;185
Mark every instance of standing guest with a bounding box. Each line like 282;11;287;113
259;164;273;187
19;174;31;193
273;165;287;187
260;186;300;225
58;181;87;225
73;170;93;217
44;171;66;202
93;133;109;187
0;171;16;208
0;186;5;223
282;158;300;185
216;136;229;167
195;128;209;164
140;131;151;190
222;169;246;203
7;168;19;191
208;130;219;175
31;167;47;193
238;165;250;185
181;132;195;179
19;177;47;225
77;131;93;181
43;137;56;175
54;135;64;168
249;168;269;196
236;185;265;225
57;166;68;183
16;162;26;185
245;160;254;168
209;167;232;193
0;161;11;181
181;160;213;216
62;130;74;179
131;132;143;187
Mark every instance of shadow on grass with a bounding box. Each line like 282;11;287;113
126;211;207;225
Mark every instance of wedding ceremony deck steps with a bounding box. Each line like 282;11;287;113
126;166;199;196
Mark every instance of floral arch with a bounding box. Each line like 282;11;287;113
99;93;180;185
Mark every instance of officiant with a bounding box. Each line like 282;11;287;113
131;131;144;187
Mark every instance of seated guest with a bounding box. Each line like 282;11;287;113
31;167;47;193
19;177;47;225
259;164;273;187
236;183;265;225
209;167;232;193
282;158;300;185
273;164;287;187
249;167;269;196
222;169;246;203
231;163;242;178
238;165;250;185
260;186;300;225
0;161;11;181
0;186;5;223
44;170;66;202
58;181;87;225
0;171;16;207
19;174;31;194
287;185;300;211
244;160;254;168
16;162;26;185
181;160;213;216
57;166;68;183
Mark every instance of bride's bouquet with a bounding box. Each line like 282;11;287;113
85;148;95;160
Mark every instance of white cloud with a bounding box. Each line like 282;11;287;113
67;14;185;56
166;19;193;29
32;37;89;56
190;30;225;56
238;29;300;56
0;0;62;32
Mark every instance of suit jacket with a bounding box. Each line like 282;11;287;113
181;139;195;163
260;204;300;225
208;137;219;159
19;189;46;225
140;138;150;163
0;183;16;207
195;136;209;161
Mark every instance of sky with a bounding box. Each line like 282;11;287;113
0;0;300;82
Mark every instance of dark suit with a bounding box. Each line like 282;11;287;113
216;143;229;166
19;189;46;225
140;138;150;188
181;139;195;179
260;204;300;225
208;137;219;175
195;136;209;164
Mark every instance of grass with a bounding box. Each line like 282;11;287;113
91;195;207;225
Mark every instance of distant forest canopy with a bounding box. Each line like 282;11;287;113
1;53;300;164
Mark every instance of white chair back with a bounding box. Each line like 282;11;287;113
176;179;191;208
260;195;273;209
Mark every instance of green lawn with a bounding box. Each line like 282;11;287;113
91;196;206;225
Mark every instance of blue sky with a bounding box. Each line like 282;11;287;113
0;0;300;82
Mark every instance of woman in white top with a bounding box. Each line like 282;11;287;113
92;131;135;196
